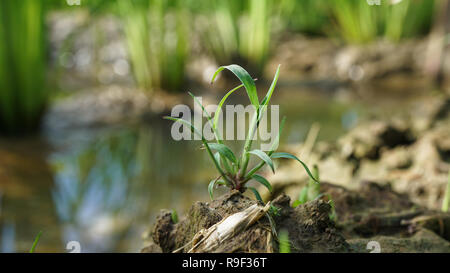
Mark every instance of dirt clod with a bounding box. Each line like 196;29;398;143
144;191;350;253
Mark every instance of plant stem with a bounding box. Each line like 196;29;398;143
242;116;285;183
204;142;233;185
239;110;259;178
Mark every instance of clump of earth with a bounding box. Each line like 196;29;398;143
142;182;449;253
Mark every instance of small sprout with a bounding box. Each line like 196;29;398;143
268;204;281;217
328;197;337;222
171;210;179;224
29;231;42;253
278;229;291;253
165;64;316;202
442;171;450;213
307;165;320;200
292;165;321;208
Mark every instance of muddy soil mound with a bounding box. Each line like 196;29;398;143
143;183;450;253
142;191;350;253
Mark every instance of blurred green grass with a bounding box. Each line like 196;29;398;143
0;0;47;134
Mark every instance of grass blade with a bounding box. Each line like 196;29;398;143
208;177;226;200
29;231;42;253
252;174;272;193
260;64;281;107
211;64;259;111
214;152;221;167
189;92;222;141
163;116;203;139
248;149;275;174
271;152;318;183
171;210;179;224
296;187;308;207
307;165;320;200
208;179;216;200
248;187;263;203
208;143;237;164
278;230;291;253
213;83;244;130
189;92;234;174
243;116;286;180
164;116;229;183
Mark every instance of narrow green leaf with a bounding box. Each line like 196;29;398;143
260;64;281;107
208;178;218;200
189;91;225;143
298;187;308;204
278;230;291;253
209;143;237;164
211;64;259;111
171;210;178;224
29;231;42;253
214;152;221;167
252;174;272;193
327;195;337;222
243;116;286;181
271;152;318;183
208;178;227;200
248;187;263;203
248;149;275;173
307;165;320;200
189;92;212;121
164;116;229;183
188;92;214;129
213;83;244;130
163;116;203;139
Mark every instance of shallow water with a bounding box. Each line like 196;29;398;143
0;84;421;252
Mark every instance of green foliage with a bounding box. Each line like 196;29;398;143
292;165;320;207
116;0;189;92
269;204;281;217
292;165;337;221
171;209;179;224
329;0;435;44
29;231;43;253
278;229;291;253
165;64;316;201
442;171;450;213
0;0;48;134
279;0;328;35
328;197;337;222
330;0;380;44
194;0;272;76
382;0;434;42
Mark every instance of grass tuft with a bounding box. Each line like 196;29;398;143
165;64;316;202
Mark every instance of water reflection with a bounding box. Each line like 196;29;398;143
0;222;15;253
49;122;212;252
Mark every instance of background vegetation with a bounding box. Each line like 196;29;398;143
0;0;438;134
